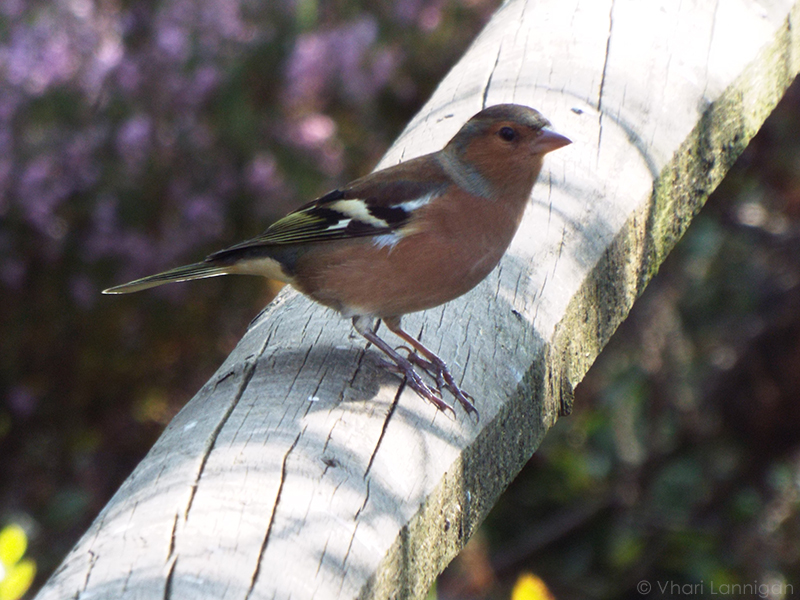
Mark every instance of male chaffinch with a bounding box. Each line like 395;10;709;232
104;104;571;416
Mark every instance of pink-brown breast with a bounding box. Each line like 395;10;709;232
291;185;532;318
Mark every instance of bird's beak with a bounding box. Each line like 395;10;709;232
532;129;572;154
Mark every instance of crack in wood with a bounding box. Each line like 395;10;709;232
246;303;276;332
244;430;304;600
305;368;330;415
597;0;615;157
482;42;503;109
183;360;256;520
363;385;402;479
166;511;179;564
348;342;369;389
556;221;567;265
513;2;530;92
180;324;276;529
437;308;446;330
315;536;331;577
322;415;343;455
72;550;98;600
531;271;548;330
286;344;315;398
461;345;472;389
286;315;318;396
512;267;524;307
121;566;133;595
191;327;279;503
341;520;360;574
354;479;371;519
213;369;236;390
163;556;177;600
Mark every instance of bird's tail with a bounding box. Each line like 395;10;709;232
102;262;229;294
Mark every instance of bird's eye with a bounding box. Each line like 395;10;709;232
498;126;517;142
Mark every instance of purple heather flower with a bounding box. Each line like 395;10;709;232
296;113;336;148
418;5;443;31
246;152;282;195
1;0;25;19
183;195;224;240
190;65;220;102
156;23;190;62
393;0;425;24
115;57;143;93
284;17;386;106
6;23;79;95
18;156;68;237
116;114;152;171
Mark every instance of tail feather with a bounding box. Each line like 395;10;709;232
102;262;229;294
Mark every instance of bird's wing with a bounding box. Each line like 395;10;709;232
207;153;450;260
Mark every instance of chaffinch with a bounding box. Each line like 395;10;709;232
104;104;571;417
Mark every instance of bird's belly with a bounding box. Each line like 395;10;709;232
293;230;511;318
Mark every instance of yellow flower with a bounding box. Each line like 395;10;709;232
0;524;36;600
511;573;555;600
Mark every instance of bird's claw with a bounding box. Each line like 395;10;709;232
413;355;478;418
384;353;477;419
378;358;454;415
404;370;455;416
365;321;477;419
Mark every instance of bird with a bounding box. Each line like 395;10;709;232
104;104;571;417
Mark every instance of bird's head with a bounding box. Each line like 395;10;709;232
443;104;571;198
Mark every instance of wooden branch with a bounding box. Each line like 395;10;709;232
36;0;800;598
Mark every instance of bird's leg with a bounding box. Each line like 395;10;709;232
395;350;445;391
383;316;478;418
352;316;454;415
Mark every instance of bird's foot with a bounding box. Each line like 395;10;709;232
398;350;477;418
378;358;455;415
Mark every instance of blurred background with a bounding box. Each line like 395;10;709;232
1;1;799;598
